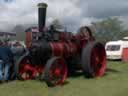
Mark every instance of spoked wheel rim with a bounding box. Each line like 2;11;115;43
90;43;106;77
18;57;36;80
44;57;67;86
49;59;67;85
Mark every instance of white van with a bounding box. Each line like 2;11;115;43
105;40;128;60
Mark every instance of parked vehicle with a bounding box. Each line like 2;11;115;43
105;40;128;60
16;3;106;86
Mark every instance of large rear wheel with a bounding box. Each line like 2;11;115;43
43;57;67;86
82;41;106;77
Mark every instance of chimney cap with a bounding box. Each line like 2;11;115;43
38;3;48;8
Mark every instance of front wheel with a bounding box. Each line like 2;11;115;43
82;41;106;77
43;57;67;86
15;53;37;80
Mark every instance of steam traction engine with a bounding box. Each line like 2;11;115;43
15;3;106;86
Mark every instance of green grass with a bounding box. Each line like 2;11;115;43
0;80;48;96
49;61;128;96
0;61;128;96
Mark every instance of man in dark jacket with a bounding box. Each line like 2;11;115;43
0;41;15;81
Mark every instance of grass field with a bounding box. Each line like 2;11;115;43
0;61;128;96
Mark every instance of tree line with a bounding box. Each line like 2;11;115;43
92;17;128;43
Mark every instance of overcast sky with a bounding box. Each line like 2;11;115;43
0;0;128;32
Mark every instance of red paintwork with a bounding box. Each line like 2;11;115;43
122;48;128;62
19;57;44;80
90;45;106;77
50;42;78;57
26;32;32;48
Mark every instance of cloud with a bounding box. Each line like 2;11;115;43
0;0;128;32
0;0;39;30
78;0;128;18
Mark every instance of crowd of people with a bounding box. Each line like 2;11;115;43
0;39;26;81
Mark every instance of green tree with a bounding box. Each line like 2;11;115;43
92;17;124;43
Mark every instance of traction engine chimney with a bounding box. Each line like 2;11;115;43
38;3;48;32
